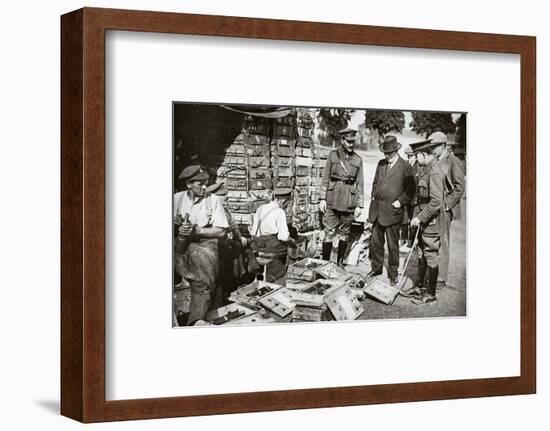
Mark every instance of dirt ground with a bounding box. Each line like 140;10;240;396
351;149;467;319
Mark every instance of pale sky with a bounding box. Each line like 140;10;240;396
348;110;461;130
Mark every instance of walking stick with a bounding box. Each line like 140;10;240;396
390;227;420;304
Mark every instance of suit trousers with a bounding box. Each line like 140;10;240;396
370;221;400;278
439;210;452;282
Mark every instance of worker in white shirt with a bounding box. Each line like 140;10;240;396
250;188;294;280
173;165;229;325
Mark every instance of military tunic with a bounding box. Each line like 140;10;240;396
414;159;445;267
320;147;364;241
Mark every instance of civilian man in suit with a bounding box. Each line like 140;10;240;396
368;135;415;285
430;131;466;289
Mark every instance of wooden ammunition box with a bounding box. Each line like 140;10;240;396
295;166;310;176
226;143;245;155
206;303;256;325
249;177;272;190
245;144;270;157
272;145;295;157
226;178;248;190
324;284;365;320
226;201;250;213
291;278;345;308
248;189;272;200
225;167;247;178
271;156;293;168
297;127;312;138
273;124;295;138
230;213;253;225
296;147;313;157
227;190;249;200
276;167;293;177
295;156;313;168
314;261;349;281
248;156;270;168
249;168;271;180
229;280;282;309
286;258;329;282
296;136;313;148
275;177;294;188
258;287;298;318
295;176;311;186
364;278;399;305
244;133;269;146
223;155;247;166
291;304;331;322
271;137;295;147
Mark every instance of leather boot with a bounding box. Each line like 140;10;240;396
402;259;426;297
426;266;438;298
336;240;348;267
412;266;437;304
322;241;333;261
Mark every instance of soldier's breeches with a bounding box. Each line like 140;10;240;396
323;208;354;242
418;232;441;268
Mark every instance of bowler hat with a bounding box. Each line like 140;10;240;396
379;135;402;153
178;165;209;182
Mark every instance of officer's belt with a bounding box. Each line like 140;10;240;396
330;177;355;185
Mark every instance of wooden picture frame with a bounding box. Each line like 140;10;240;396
61;7;536;423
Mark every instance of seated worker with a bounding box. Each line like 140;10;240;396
205;181;256;301
250;188;294;280
173;165;229;325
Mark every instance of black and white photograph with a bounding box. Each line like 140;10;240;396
172;103;467;327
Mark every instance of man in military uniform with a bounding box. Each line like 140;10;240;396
367;135;415;285
174;165;229;325
430;131;465;289
404;140;446;304
319;128;364;266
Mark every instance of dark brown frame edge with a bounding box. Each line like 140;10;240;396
61;7;536;423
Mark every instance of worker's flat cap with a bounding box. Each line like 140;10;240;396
427;131;448;144
273;187;293;196
178;165;209;182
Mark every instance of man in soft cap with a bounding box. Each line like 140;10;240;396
430;131;466;289
173;165;229;325
319;128;364;266
404;139;446;304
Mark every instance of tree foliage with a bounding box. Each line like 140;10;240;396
409;112;456;138
364;111;405;138
316;108;354;147
455;113;466;146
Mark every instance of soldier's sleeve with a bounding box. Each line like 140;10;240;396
319;151;333;201
445;155;465;210
210;195;229;229
356;156;364;207
398;162;415;206
417;169;444;224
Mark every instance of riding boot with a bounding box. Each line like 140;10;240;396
402;258;427;297
426;266;439;299
336;240;348;267
322;241;333;261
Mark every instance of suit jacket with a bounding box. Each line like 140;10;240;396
368;156;415;226
437;150;465;220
